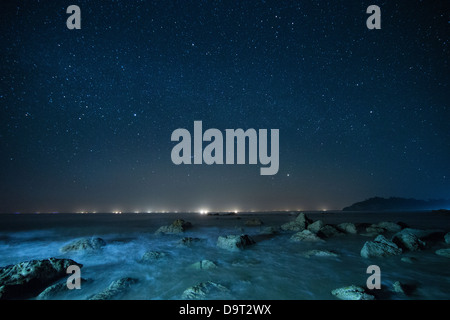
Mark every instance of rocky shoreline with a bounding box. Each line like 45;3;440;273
1;213;449;300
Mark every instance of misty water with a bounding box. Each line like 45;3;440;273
0;211;449;300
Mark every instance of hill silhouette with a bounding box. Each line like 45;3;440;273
342;197;450;211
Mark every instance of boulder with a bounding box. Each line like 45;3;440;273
401;256;417;264
337;222;357;234
290;230;324;242
444;232;450;244
331;285;375;300
259;226;279;235
0;258;82;300
301;250;339;258
245;218;264;226
280;213;312;232
392;281;406;294
365;226;386;235
177;237;202;247
37;278;90;300
374;221;403;232
140;251;167;263
60;237;106;253
317;225;344;238
217;235;255;251
155;219;192;234
392;232;425;251
181;281;229;299
360;235;402;258
189;260;218;270
307;220;324;233
395;228;444;242
392;281;415;295
435;248;450;258
89;277;138;300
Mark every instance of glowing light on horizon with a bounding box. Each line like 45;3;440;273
199;209;209;215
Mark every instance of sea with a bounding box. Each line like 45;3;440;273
0;211;449;300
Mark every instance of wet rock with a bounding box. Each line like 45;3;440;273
60;237;106;253
0;258;82;300
217;235;255;251
360;235;402;258
373;221;403;232
392;281;406;294
259;226;279;235
177;237;202;247
155;219;192;234
392;281;415;295
189;260;218;270
181;281;229;299
435;248;450;258
301;250;339;258
280;213;312;232
444;232;450;244
307;220;324;233
395;228;444;242
365;226;386;235
36;278;90;300
231;258;261;267
318;225;344;238
331;285;375;300
140;251;167;263
89;277;138;300
290;230;324;242
401;256;417;264
245;218;264;226
337;222;357;234
392;231;425;251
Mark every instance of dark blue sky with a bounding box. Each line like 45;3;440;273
0;0;449;213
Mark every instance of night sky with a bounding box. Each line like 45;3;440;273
0;0;448;213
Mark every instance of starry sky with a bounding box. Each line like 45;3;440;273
0;0;449;213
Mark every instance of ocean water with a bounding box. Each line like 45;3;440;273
0;211;449;300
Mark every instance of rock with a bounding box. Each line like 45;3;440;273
60;237;106;253
307;220;324;233
290;230;324;242
181;281;229;299
331;285;375;300
444;232;450;244
360;235;402;258
140;251;167;263
189;260;218;270
374;221;403;232
392;281;406;294
217;235;255;251
435;248;450;258
177;237;202;247
395;228;444;242
365;226;386;235
155;219;192;234
0;258;82;300
317;225;344;238
392;232;426;251
231;258;261;267
301;250;339;258
259;226;279;235
337;222;357;234
245;218;263;226
401;256;417;264
280;213;312;232
89;277;138;300
37;278;90;300
392;281;415;295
